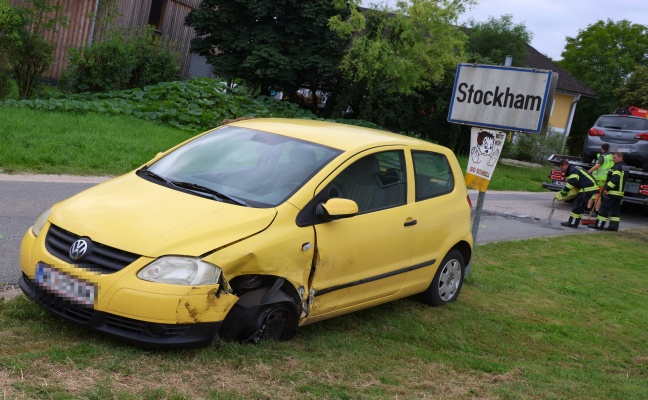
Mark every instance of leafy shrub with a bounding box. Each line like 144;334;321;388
0;78;388;134
60;28;180;93
502;126;564;163
0;71;12;98
7;31;53;99
1;78;318;131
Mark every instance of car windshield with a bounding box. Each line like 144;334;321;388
146;126;341;207
596;116;648;131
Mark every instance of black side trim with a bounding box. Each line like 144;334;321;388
313;259;436;297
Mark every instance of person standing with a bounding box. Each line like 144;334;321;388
586;143;614;215
557;159;599;228
589;152;629;231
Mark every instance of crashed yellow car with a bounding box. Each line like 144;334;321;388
19;118;472;348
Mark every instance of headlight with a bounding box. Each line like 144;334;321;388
137;256;221;286
32;207;52;237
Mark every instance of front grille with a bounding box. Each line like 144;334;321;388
45;224;141;274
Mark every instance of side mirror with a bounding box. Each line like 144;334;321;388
316;198;358;221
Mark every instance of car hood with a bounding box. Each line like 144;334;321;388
48;173;277;257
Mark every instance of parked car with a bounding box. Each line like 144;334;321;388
19;118;473;348
582;114;648;171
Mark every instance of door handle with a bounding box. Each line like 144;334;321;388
404;219;418;227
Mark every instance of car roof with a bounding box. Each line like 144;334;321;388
227;118;440;152
599;114;646;120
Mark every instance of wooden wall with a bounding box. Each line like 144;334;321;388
9;0;204;81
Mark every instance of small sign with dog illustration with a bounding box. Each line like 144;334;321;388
465;127;506;192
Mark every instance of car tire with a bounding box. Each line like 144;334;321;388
219;301;299;343
420;249;465;307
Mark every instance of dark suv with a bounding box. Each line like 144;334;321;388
583;114;648;171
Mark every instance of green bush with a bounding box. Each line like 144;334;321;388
60;28;180;93
1;78;318;131
7;31;53;99
502;126;565;163
0;71;12;98
0;78;389;135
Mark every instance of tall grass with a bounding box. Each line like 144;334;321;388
1;229;646;399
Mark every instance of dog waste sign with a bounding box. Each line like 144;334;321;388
465;127;506;192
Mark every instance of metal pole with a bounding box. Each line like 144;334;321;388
88;0;100;48
465;190;485;277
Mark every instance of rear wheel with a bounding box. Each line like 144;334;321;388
219;302;298;343
420;250;465;306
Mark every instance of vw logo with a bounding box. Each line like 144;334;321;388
617;132;623;137
69;239;89;261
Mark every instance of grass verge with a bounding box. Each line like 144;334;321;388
1;107;552;191
0;107;194;175
2;229;646;399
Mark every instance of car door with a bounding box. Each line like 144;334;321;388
305;149;418;319
398;149;469;290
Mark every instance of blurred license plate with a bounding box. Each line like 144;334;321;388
35;263;96;307
625;182;639;193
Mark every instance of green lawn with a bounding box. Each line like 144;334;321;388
0;107;552;191
1;229;646;399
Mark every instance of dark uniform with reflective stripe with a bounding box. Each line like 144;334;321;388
592;160;629;231
560;165;598;228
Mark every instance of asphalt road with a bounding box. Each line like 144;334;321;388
1;174;646;284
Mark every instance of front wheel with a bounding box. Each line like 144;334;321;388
219;302;299;343
420;250;465;306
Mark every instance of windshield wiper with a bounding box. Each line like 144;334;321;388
138;167;176;186
139;168;248;206
171;181;249;206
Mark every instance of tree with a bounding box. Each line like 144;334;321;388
330;0;473;97
326;0;473;127
463;15;532;66
558;19;648;153
185;0;351;108
0;0;67;98
614;66;648;109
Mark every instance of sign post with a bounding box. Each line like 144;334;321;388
447;63;557;276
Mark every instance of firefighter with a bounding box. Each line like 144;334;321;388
586;143;614;215
589;152;629;231
557;159;599;228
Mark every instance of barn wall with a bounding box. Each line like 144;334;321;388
8;0;204;81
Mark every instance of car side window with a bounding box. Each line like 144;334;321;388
412;151;455;200
325;150;407;213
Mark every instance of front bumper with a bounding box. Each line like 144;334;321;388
19;273;221;349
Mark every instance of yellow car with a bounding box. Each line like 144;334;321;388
19;118;473;348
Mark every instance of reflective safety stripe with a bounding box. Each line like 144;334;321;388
608;170;625;196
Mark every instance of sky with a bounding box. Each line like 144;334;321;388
361;0;648;60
